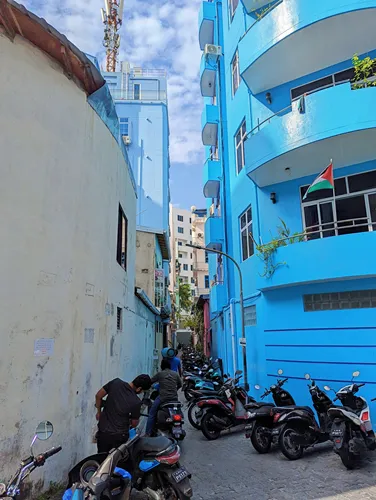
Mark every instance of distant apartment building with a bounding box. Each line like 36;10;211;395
102;63;171;351
169;206;210;321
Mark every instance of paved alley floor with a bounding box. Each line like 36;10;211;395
182;422;376;500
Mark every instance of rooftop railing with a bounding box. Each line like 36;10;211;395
109;88;167;103
130;68;167;78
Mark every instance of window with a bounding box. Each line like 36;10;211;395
189;218;192;223
183;264;188;271
191;277;195;284
205;275;210;289
190;253;193;259
191;289;196;297
178;227;184;234
244;305;257;326
232;51;240;95
304;290;376;312
191;265;193;271
177;215;184;222
178;253;183;258
134;83;141;100
235;120;247;174
178;241;182;246
301;170;376;239
240;206;254;261
229;0;239;20
205;251;209;263
117;307;123;331
119;117;129;136
117;204;128;270
190;229;192;235
291;67;355;102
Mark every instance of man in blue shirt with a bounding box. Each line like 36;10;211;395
168;350;182;376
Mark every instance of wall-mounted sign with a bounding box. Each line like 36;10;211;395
239;337;246;347
34;338;54;357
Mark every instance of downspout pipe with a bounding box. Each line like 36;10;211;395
230;298;237;374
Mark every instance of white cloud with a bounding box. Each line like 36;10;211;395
23;0;205;166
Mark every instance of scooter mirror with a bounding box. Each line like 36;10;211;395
235;370;243;376
254;385;261;390
304;373;311;380
324;385;331;392
35;421;53;441
352;371;360;378
223;374;228;379
277;369;283;375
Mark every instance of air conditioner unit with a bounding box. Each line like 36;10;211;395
204;44;222;58
122;135;131;145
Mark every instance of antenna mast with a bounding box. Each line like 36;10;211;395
101;0;124;72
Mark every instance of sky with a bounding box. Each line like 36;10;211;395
23;0;206;210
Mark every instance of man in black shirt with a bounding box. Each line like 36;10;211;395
95;374;152;453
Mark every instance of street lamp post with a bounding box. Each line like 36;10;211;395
186;243;249;391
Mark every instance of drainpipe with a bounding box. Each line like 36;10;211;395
230;298;237;373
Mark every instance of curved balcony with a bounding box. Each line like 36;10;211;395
205;213;223;251
201;104;219;146
200;55;217;97
199;1;215;50
203;159;221;198
239;0;376;94
256;231;376;291
245;84;376;187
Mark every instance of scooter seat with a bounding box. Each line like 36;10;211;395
160;401;182;409
276;405;314;414
135;436;172;454
245;402;274;409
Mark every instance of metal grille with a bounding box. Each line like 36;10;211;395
244;305;257;326
304;290;376;312
117;307;123;330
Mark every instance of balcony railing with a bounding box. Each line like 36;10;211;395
109;88;167;103
130;68;167;78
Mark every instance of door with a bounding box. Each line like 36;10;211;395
319;201;335;238
134;83;141;100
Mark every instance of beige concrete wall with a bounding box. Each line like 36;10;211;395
135;231;156;302
0;33;154;491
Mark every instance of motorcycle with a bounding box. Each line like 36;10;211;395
148;384;186;442
197;370;253;440
244;370;296;454
0;421;61;499
277;374;334;460
67;427;192;499
327;370;376;469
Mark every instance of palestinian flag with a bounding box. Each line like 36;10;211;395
303;162;334;200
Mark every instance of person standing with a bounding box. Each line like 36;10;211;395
145;359;182;436
168;349;182;377
95;374;152;453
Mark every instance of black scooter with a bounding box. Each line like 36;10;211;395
277;374;334;460
244;370;296;454
327;370;376;469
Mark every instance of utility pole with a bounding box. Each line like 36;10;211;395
187;243;249;391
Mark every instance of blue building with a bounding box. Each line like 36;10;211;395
199;0;376;406
102;63;171;345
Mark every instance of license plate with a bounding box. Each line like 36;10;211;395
245;423;254;431
272;428;280;435
173;428;182;434
172;467;189;483
332;429;343;436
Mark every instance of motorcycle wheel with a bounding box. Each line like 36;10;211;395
251;423;272;454
188;403;203;430
279;426;304;460
201;412;221;441
339;441;356;470
184;387;194;402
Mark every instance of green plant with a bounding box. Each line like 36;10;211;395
183;306;205;345
256;218;305;278
352;53;376;89
36;482;64;500
177;281;192;314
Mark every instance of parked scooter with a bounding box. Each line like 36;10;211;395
0;421;61;499
244;370;296;454
327;370;376;469
148;384;186;441
197;370;252;440
67;428;192;499
277;374;334;460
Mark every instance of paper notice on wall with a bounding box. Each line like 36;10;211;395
34;338;54;357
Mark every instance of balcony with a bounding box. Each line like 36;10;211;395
198;1;216;50
200;55;217;97
201;105;219;146
109;88;167;103
239;0;376;94
256;231;376;291
205;211;223;251
203;159;221;198
245;84;376;187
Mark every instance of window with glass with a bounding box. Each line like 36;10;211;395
134;83;141;100
205;251;209;263
235;120;247;174
231;51;240;95
178;227;184;234
291;67;355;102
177;215;184;222
117;204;128;270
119;118;129;136
229;0;239;20
240;206;254;261
205;275;210;289
183;264;188;271
301;170;376;240
178;241;182;246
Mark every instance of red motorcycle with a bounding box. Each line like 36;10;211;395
197;371;252;440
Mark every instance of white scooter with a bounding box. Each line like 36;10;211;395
326;371;376;469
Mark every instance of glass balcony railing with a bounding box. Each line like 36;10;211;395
109;88;167;103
